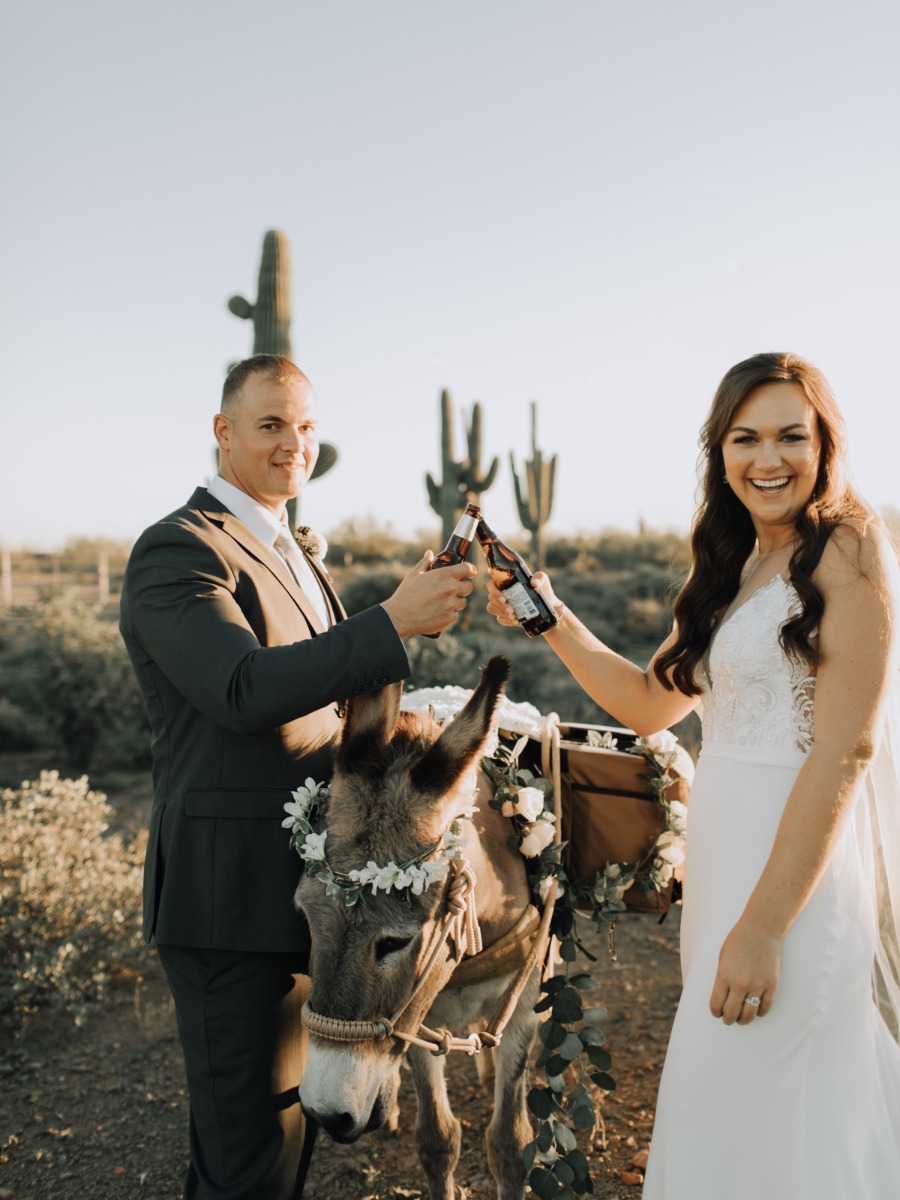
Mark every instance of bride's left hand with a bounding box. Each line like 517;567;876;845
709;919;783;1025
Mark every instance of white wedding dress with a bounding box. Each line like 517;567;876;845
642;574;900;1199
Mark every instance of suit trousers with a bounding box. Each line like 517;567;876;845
156;943;316;1200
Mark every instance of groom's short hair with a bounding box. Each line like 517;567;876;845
221;354;311;416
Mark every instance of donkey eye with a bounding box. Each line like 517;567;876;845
375;935;412;962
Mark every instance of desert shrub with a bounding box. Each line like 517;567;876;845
0;772;146;1027
405;629;487;691
0;695;49;752
324;517;418;565
338;567;407;616
0;599;147;772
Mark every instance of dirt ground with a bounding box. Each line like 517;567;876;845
1;778;682;1200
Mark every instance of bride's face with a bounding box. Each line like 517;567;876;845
721;381;821;542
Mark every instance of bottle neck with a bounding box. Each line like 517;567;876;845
452;510;480;542
475;518;495;544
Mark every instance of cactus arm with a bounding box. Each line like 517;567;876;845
426;392;498;543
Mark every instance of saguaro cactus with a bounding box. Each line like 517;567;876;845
510;401;557;569
226;231;336;523
228;230;293;356
426;390;499;544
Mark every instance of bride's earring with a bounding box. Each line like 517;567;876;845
723;472;730;486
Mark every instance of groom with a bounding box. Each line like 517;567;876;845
119;354;475;1199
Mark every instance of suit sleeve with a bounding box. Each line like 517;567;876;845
120;519;410;734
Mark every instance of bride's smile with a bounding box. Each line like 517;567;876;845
722;380;821;547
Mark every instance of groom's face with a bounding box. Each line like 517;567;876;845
213;372;320;514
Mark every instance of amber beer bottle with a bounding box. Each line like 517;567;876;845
422;502;482;637
475;517;559;637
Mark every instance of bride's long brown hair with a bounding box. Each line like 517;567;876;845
654;352;871;695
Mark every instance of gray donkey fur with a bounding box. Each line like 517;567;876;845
295;657;540;1200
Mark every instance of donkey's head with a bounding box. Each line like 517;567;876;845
295;655;511;1142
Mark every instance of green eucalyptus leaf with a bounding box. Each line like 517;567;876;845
586;1044;612;1069
566;1148;590;1181
537;1124;555;1154
558;1032;584;1061
551;988;583;1023
540;1020;567;1049
527;1087;555;1120
528;1167;559;1200
589;1070;616;1091
580;1027;607;1047
568;973;597;990
571;1103;596;1131
582;1005;608;1024
559;936;579;962
555;1123;577;1152
544;1053;569;1078
557;1160;576;1185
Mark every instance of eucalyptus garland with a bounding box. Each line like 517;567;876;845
484;727;689;1198
286;690;690;1199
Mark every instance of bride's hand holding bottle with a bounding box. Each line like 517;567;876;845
485;571;563;629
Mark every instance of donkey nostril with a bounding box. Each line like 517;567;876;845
318;1109;364;1144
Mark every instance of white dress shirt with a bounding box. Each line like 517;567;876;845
206;475;331;628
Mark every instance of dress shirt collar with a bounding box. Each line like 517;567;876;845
206;475;286;551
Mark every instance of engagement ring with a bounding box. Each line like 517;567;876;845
743;995;761;1007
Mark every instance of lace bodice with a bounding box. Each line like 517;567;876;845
702;574;816;753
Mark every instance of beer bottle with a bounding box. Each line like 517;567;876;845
475;517;559;637
422;502;481;638
429;502;482;570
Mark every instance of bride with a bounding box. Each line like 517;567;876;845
486;352;900;1197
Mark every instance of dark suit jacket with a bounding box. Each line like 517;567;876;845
119;487;410;956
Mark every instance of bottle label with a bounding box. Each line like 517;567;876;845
453;513;479;540
503;581;540;621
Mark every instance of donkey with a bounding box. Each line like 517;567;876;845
294;656;544;1200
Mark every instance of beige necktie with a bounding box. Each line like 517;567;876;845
274;529;331;628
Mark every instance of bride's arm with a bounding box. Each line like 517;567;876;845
485;572;699;734
710;522;899;1025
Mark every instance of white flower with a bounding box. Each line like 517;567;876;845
414;859;450;893
538;874;556;904
501;785;545;822
299;830;328;862
295;526;327;561
671;744;695;785
369;864;400;893
655;830;685;868
643;729;678;755
281;799;306;829
666;799;689;836
520;818;556;857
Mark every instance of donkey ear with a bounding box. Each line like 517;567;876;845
337;680;403;770
411;656;511;795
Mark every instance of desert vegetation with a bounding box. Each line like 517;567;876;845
0;523;694;1031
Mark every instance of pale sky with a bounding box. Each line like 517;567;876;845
2;0;898;550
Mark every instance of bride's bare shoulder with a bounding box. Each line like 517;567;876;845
817;518;900;599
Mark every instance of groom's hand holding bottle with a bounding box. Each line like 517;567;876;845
381;551;477;638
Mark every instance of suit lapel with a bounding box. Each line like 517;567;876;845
189;489;329;634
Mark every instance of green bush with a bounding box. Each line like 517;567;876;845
0;772;146;1027
0;600;148;772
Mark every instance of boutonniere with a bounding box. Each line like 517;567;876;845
294;525;327;560
295;526;333;583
